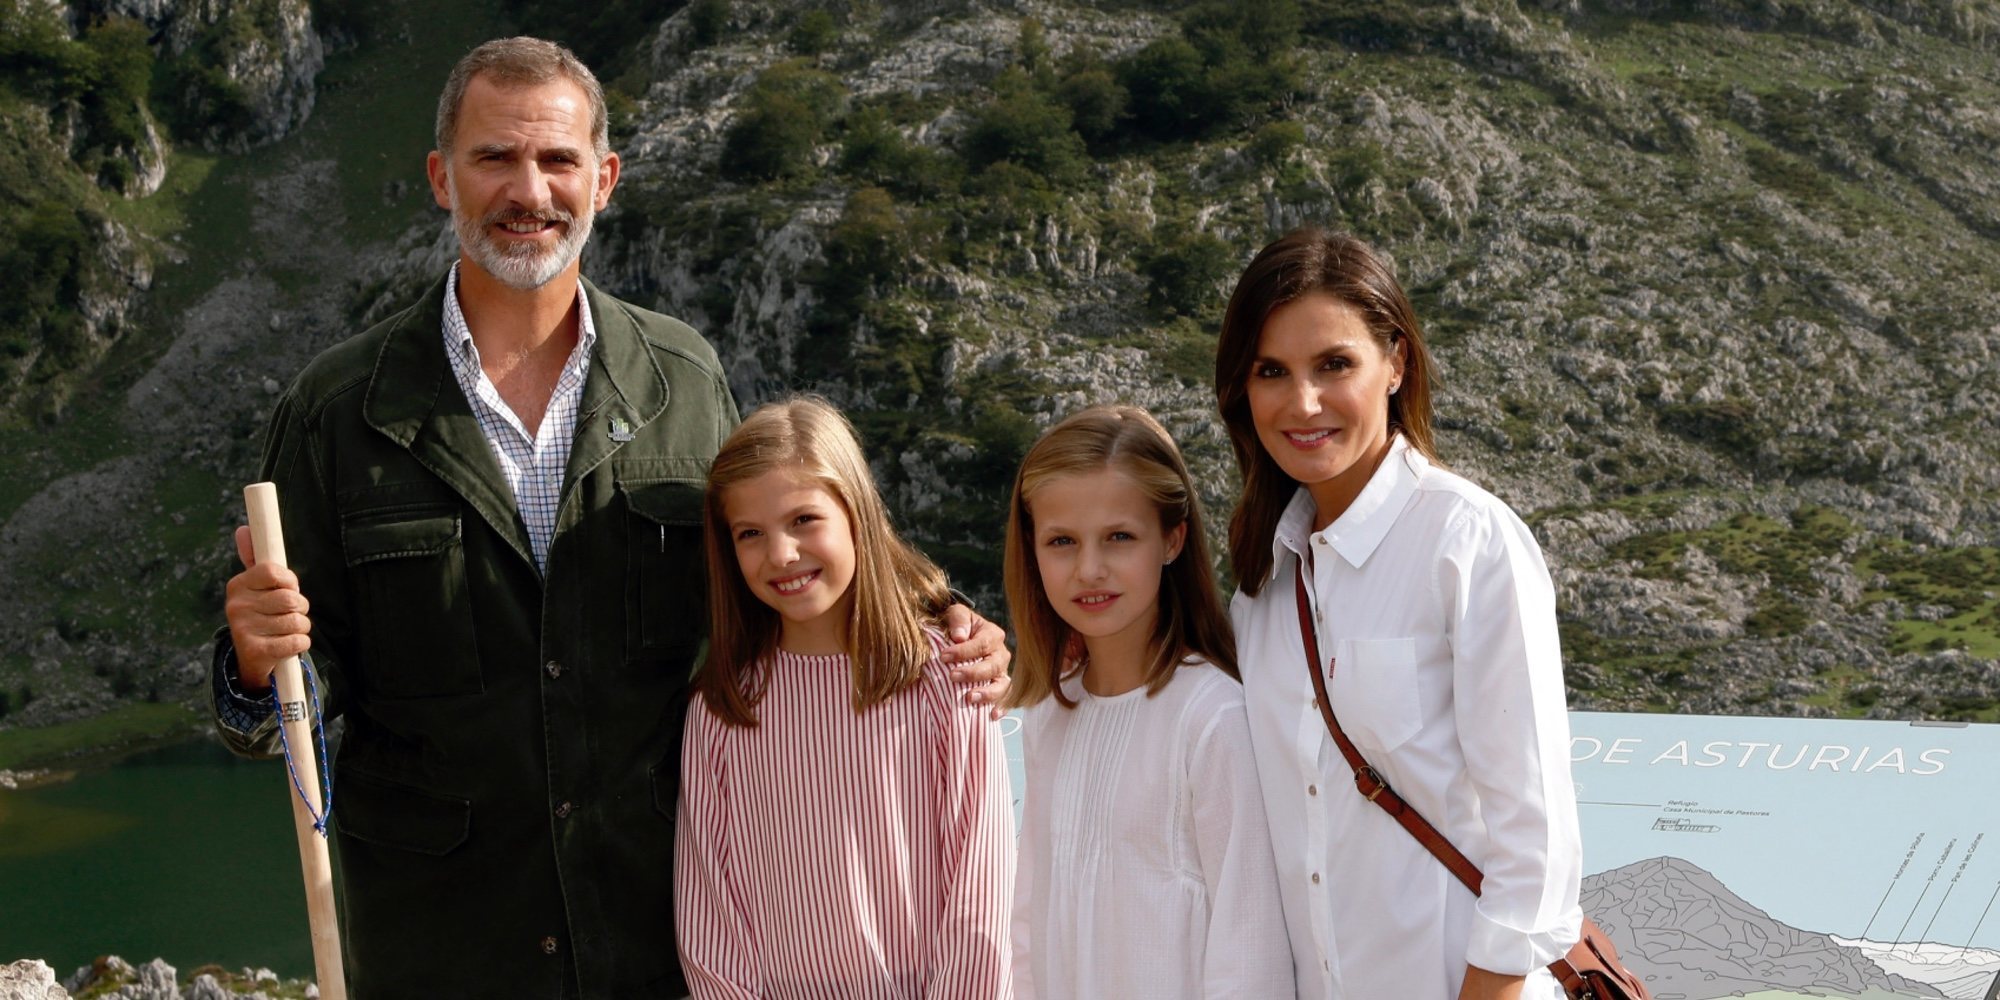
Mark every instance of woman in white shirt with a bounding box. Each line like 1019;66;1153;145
1214;229;1584;1000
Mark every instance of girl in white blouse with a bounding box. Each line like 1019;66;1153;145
1002;405;1295;999
1215;230;1584;1000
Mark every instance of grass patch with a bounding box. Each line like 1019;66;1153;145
1799;663;1874;718
311;2;503;246
1606;505;1853;591
0;702;200;770
1559;619;1722;710
1858;543;2000;657
97;148;220;236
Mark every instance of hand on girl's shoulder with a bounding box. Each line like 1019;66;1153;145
918;626;994;706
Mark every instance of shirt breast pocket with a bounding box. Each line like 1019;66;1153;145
341;506;484;698
1332;637;1422;754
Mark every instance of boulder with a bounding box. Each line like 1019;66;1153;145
0;961;71;1000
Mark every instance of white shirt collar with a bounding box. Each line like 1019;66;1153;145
441;261;597;368
1266;434;1426;580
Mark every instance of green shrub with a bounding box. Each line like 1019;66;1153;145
1656;399;1762;463
826;187;908;291
1017;18;1053;79
721;61;847;181
606;88;640;146
1119;37;1209;139
81;17;155;157
1330;142;1387;189
1058;66;1128;147
966;161;1063;237
1;201;92;363
788;9;838;55
1745;595;1808;638
1746;145;1832;203
1139;226;1236;318
839;107;961;198
1114;1;1299;142
0;4;96;98
1186;0;1301;62
689;0;730;48
962;68;1089;184
1249;120;1305;167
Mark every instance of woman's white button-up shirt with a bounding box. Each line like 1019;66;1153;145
1230;435;1583;1000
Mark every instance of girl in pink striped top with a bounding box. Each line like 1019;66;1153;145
675;397;1014;999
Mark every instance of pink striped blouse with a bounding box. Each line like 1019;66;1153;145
675;641;1015;999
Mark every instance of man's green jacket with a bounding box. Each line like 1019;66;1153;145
212;274;737;998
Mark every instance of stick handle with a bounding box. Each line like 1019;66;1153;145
244;482;348;1000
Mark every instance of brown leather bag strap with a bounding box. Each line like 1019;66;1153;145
1293;566;1486;896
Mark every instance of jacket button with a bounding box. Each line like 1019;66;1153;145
541;936;558;955
555;801;573;819
545;661;563;679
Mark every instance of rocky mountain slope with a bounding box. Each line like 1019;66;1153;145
1583;855;1943;998
578;0;2000;719
2;0;1998;754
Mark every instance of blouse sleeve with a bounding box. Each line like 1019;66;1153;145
1009;709;1039;1000
924;671;1016;999
1189;696;1299;998
674;699;763;1000
1440;504;1585;976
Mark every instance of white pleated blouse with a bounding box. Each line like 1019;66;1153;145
1011;661;1296;999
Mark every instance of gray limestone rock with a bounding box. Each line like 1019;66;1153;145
0;961;72;1000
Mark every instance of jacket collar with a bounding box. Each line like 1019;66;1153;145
362;271;671;569
1266;434;1425;582
564;277;670;490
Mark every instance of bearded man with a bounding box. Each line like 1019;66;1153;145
209;37;1009;999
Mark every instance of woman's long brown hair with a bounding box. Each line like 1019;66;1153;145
1215;229;1440;595
699;396;950;726
1002;405;1238;710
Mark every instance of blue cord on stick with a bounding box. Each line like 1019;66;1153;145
271;653;335;836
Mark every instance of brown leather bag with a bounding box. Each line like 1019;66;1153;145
1292;570;1652;1000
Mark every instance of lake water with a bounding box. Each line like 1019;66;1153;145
0;720;1030;978
0;740;313;977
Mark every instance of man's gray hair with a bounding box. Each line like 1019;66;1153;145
435;37;609;159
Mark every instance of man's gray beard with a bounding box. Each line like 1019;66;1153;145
453;201;595;291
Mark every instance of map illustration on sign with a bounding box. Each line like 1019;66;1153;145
1572;712;2000;1000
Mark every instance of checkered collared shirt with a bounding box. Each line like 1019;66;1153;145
442;262;597;573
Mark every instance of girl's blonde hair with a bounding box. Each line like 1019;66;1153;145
1002;405;1238;709
700;396;950;727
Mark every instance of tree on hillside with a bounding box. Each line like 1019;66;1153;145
721;60;848;181
963;68;1090;185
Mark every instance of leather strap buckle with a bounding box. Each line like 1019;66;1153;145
1355;764;1389;802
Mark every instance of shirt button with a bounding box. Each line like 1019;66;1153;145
541;936;558;955
546;661;563;679
555;801;574;819
1311;873;1321;885
1308;784;1319;796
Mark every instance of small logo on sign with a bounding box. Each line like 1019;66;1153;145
609;417;635;442
280;701;306;723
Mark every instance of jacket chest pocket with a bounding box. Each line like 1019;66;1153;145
342;507;484;698
1332;637;1423;754
619;478;706;659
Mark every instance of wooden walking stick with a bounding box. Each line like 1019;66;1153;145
244;481;349;1000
